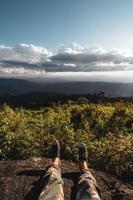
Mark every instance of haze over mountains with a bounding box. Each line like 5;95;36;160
0;77;133;97
0;42;133;97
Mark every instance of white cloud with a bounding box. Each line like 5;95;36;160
0;43;133;74
56;43;85;54
0;43;50;63
0;45;17;60
0;66;45;75
50;44;133;71
14;43;51;62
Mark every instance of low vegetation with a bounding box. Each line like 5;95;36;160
0;101;133;177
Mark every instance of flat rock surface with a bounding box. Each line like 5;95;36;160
0;158;133;200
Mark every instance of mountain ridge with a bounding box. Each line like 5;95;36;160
0;77;133;96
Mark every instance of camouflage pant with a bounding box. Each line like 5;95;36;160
38;165;101;200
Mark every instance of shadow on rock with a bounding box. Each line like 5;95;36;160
62;171;80;200
18;169;47;200
18;170;80;200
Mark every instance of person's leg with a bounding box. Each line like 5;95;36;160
38;139;64;200
76;143;101;200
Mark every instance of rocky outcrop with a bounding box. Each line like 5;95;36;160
0;158;132;200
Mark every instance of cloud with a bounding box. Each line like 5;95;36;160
0;66;45;75
0;43;51;63
0;42;133;74
50;43;133;71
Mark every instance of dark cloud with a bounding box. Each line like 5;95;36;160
1;60;37;68
0;43;133;74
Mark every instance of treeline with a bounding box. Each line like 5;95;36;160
0;102;133;178
0;91;133;108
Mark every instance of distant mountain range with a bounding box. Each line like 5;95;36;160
0;78;133;96
0;78;133;107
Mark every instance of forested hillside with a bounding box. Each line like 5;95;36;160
0;102;133;178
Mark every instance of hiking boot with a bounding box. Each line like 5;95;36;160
79;143;88;161
79;143;88;172
51;139;60;159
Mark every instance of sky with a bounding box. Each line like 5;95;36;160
1;0;133;49
0;0;133;76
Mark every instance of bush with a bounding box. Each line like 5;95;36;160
0;103;133;177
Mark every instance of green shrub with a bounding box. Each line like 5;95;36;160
0;103;133;177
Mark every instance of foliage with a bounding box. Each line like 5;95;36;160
0;102;133;177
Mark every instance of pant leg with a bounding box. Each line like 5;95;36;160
76;170;101;200
38;165;64;200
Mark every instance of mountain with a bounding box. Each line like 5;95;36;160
0;78;43;94
0;78;133;96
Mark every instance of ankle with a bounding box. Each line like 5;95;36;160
79;160;89;172
52;157;61;166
